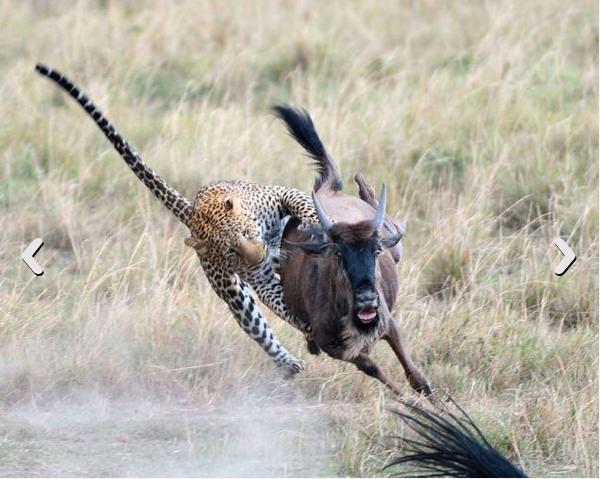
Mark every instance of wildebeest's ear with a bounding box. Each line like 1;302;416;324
381;233;403;249
284;239;330;255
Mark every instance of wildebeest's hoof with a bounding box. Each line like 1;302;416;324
280;358;306;379
408;373;432;396
306;338;321;355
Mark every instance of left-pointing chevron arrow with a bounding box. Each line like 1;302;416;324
22;238;45;276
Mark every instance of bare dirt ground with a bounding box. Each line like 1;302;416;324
1;388;339;477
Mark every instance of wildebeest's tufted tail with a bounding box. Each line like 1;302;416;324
35;64;193;227
387;400;528;478
272;104;343;193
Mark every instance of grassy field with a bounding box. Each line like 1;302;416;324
0;0;598;476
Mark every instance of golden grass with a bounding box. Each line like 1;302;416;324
0;0;598;476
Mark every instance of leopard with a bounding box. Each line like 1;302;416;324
35;64;327;378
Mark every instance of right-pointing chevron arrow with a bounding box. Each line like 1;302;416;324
553;238;576;276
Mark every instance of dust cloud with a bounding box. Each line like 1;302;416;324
0;385;339;477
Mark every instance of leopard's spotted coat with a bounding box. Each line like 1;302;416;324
36;64;317;377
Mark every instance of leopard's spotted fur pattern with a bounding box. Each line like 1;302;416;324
186;181;318;375
36;64;318;377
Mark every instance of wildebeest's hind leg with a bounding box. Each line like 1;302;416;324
349;353;403;395
384;319;432;395
354;174;405;263
354;173;378;206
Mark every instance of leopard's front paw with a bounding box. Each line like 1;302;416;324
280;357;306;379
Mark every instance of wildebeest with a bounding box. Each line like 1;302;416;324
387;400;528;477
274;105;431;395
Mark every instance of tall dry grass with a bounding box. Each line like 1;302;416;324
0;0;597;476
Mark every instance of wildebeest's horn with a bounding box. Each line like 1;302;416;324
312;192;333;233
374;184;387;231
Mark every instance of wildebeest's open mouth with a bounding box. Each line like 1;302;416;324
356;307;378;324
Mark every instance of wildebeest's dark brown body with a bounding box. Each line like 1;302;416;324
282;213;398;361
274;105;430;395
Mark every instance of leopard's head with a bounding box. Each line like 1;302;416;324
189;191;267;267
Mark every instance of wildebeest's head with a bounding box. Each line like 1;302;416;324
290;185;402;330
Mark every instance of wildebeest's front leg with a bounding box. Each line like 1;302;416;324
349;353;403;395
384;319;431;395
203;262;306;378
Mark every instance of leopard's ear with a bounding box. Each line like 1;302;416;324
224;196;242;215
184;237;198;247
185;237;208;255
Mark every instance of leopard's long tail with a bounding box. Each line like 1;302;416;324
35;64;193;227
272;104;343;193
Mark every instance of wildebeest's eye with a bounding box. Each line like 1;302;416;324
374;247;383;257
